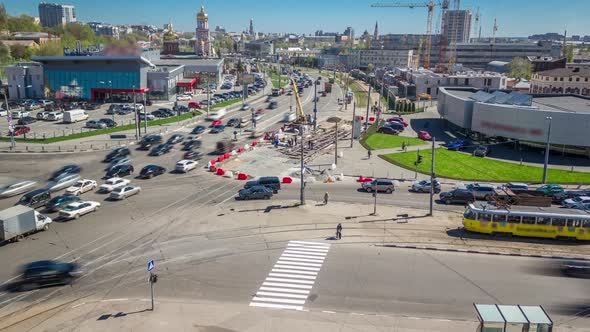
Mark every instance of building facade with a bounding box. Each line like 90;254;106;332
88;22;120;39
443;10;472;44
453;42;560;70
38;2;76;28
529;67;590;96
527;56;566;72
350;49;413;70
245;39;274;58
195;6;212;57
3;62;44;100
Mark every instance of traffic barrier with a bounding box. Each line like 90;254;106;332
216;168;225;176
358;176;364;182
209;166;217;172
210;159;216;166
237;173;248;180
224;152;230;159
369;116;375;122
360;116;365;120
244;144;250;150
237;147;244;153
217;155;225;162
282;176;293;184
230;150;237;156
362;177;373;183
252;141;258;147
224;171;233;178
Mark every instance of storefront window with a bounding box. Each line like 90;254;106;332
45;70;140;100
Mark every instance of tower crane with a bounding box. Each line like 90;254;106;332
471;7;480;43
371;1;442;69
492;18;498;45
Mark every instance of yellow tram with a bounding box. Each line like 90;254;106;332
463;204;590;240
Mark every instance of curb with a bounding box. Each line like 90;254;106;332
375;243;590;261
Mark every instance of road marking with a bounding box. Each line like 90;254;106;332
322;310;336;314
100;298;128;302
251;240;331;311
71;302;86;309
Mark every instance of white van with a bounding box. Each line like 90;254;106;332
206;108;226;121
63;109;89;123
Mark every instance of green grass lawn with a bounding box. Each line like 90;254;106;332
269;72;289;88
0;111;200;144
364;133;427;150
212;97;242;109
381;148;590;184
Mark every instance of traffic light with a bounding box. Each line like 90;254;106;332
417;155;423;164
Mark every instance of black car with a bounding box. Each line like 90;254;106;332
84;103;101;110
173;105;190;113
151;110;168;118
167;134;184;144
182;139;202;151
17;116;37;125
18;260;80;290
149;143;173;156
159;108;174;117
183;150;203;160
98;118;117;128
439;189;475;205
16;189;51;209
138;134;162;150
384;121;405;131
45;195;81;212
50;164;81;181
139;165;166;179
104;147;130;162
243;176;281;193
227;118;241;127
104;164;134;179
377;126;400;135
191;125;206;135
560;260;590;278
145;100;153;106
473;145;491;157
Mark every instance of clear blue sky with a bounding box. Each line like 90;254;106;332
4;0;589;37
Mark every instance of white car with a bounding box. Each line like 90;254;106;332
139;112;155;121
36;111;51;120
59;201;100;220
134;103;144;111
11;110;30;119
175;159;198;173
65;179;97;196
240;104;250;111
0;109;7;117
564;196;590;208
109;185;141;200
47;111;63;121
176;95;191;101
99;177;131;193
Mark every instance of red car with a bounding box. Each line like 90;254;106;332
418;130;432;140
255;109;265;115
387;116;404;122
12;125;30;136
188;102;202;109
210;120;223;127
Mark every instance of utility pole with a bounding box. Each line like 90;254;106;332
299;125;305;205
313;78;318;130
133;85;138;139
206;74;210;115
415;148;420;179
351;101;356;148
542;116;552;184
372;182;378;215
364;85;371;132
334;121;338;165
429;137;435;216
344;72;349;110
143;92;147;136
3;87;15;150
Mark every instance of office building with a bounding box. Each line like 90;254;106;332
3;62;44;99
38;2;76;28
530;67;590;95
453;42;560;70
88;22;120;39
343;27;354;40
443;10;472;44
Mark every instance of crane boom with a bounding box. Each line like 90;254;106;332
291;78;307;124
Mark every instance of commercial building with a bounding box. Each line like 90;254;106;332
245;39;274;58
453;42;560;70
529;67;590;96
443;10;472;44
38;2;76;28
438;87;590;154
527;56;566;72
349;49;413;70
152;58;224;90
3;62;44;99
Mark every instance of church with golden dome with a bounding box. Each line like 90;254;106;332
195;5;212;57
162;18;180;55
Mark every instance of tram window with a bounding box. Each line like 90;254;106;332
582;220;590;228
537;217;551;225
522;216;536;224
552;218;566;226
507;215;521;223
569;219;583;227
479;213;492;222
492;214;506;222
464;209;476;220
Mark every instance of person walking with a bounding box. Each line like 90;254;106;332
368;149;372;159
401;141;406;151
324;192;329;205
336;223;342;239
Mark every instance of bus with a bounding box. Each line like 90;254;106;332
463;204;590;240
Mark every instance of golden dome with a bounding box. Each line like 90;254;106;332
163;18;179;41
197;6;208;19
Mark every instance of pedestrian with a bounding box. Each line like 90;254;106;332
324;192;329;205
368;149;372;159
401;141;406;151
294;135;298;145
308;140;312;149
336;223;342;240
311;141;315;150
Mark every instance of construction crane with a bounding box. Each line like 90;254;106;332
371;1;441;69
471;7;480;43
290;78;307;124
492;17;498;45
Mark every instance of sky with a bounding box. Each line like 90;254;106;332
4;0;589;37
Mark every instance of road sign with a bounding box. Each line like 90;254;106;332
147;260;155;272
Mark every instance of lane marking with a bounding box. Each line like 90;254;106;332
273;264;320;271
271;269;317;276
249;302;303;311
262;282;313;290
278;257;324;264
256;291;308;299
289;241;330;247
251;297;306;305
259;287;310;294
281;253;326;261
276;260;322;267
268;273;317;280
265;277;315;285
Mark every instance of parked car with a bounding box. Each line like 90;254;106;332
552;190;590;204
417;130;431;140
139;165;166;179
46;195;81;212
98;118;117;127
36;111;50;120
167;134;184;144
439;189;475;205
446;139;467;151
473;145;491;157
377;126;400;135
15;189;51;209
85;120;107;129
0;109;7;117
59;201;100;220
463;183;497;200
15;116;36;125
188;102;201;109
11;110;30;119
65;179;97;196
410;179;441;193
104;164;134;179
387;118;409;127
47;111;63;121
563;196;590;208
175;159;198;173
183;150;203;160
243;176;281;193
109;186;141;200
176;94;191;101
149;143;172;156
237;185;273;200
139;112;155;121
104;147;130;163
361;179;395;194
173;105;189;113
12;125;31;136
383;121;404;131
536;184;564;196
84;103;101;110
0;180;37;198
17;260;80;291
99;177;131;193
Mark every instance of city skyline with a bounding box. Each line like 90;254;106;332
3;0;589;37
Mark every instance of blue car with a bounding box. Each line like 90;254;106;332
446;139;467;151
210;125;226;133
46;195;81;212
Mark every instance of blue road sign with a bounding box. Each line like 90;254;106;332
147;260;155;272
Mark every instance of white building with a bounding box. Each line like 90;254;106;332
3;62;44;100
530;67;590;96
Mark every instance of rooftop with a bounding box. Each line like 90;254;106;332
536;67;590;78
31;55;155;66
152;58;223;67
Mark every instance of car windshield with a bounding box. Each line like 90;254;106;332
62;205;81;211
71;183;83;188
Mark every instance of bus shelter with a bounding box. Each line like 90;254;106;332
474;304;553;332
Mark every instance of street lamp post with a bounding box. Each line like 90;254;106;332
3;87;15;150
299;125;305;205
132;85;138;139
328;117;342;165
313;78;318;130
542;116;553;184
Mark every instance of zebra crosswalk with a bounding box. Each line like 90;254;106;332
249;240;331;311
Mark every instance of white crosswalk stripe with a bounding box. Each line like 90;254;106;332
250;240;331;311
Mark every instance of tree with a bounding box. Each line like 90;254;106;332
7;15;40;32
411;102;416;112
236;58;244;73
9;44;27;60
0;42;11;63
33;42;62;56
0;4;8;30
565;45;575;63
508;57;533;80
367;63;374;73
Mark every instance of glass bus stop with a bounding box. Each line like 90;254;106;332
474;304;553;332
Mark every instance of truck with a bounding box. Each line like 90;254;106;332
215;140;235;155
324;82;333;93
0;205;52;243
63;109;89;124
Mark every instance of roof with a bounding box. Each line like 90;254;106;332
475;304;553;326
536;67;590;78
152;58;223;67
31;55;155;67
0;40;39;47
0;205;33;219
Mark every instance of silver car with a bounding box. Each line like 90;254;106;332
361;179;395;194
109;185;141;200
0;180;37;198
410;179;441;193
46;174;81;192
